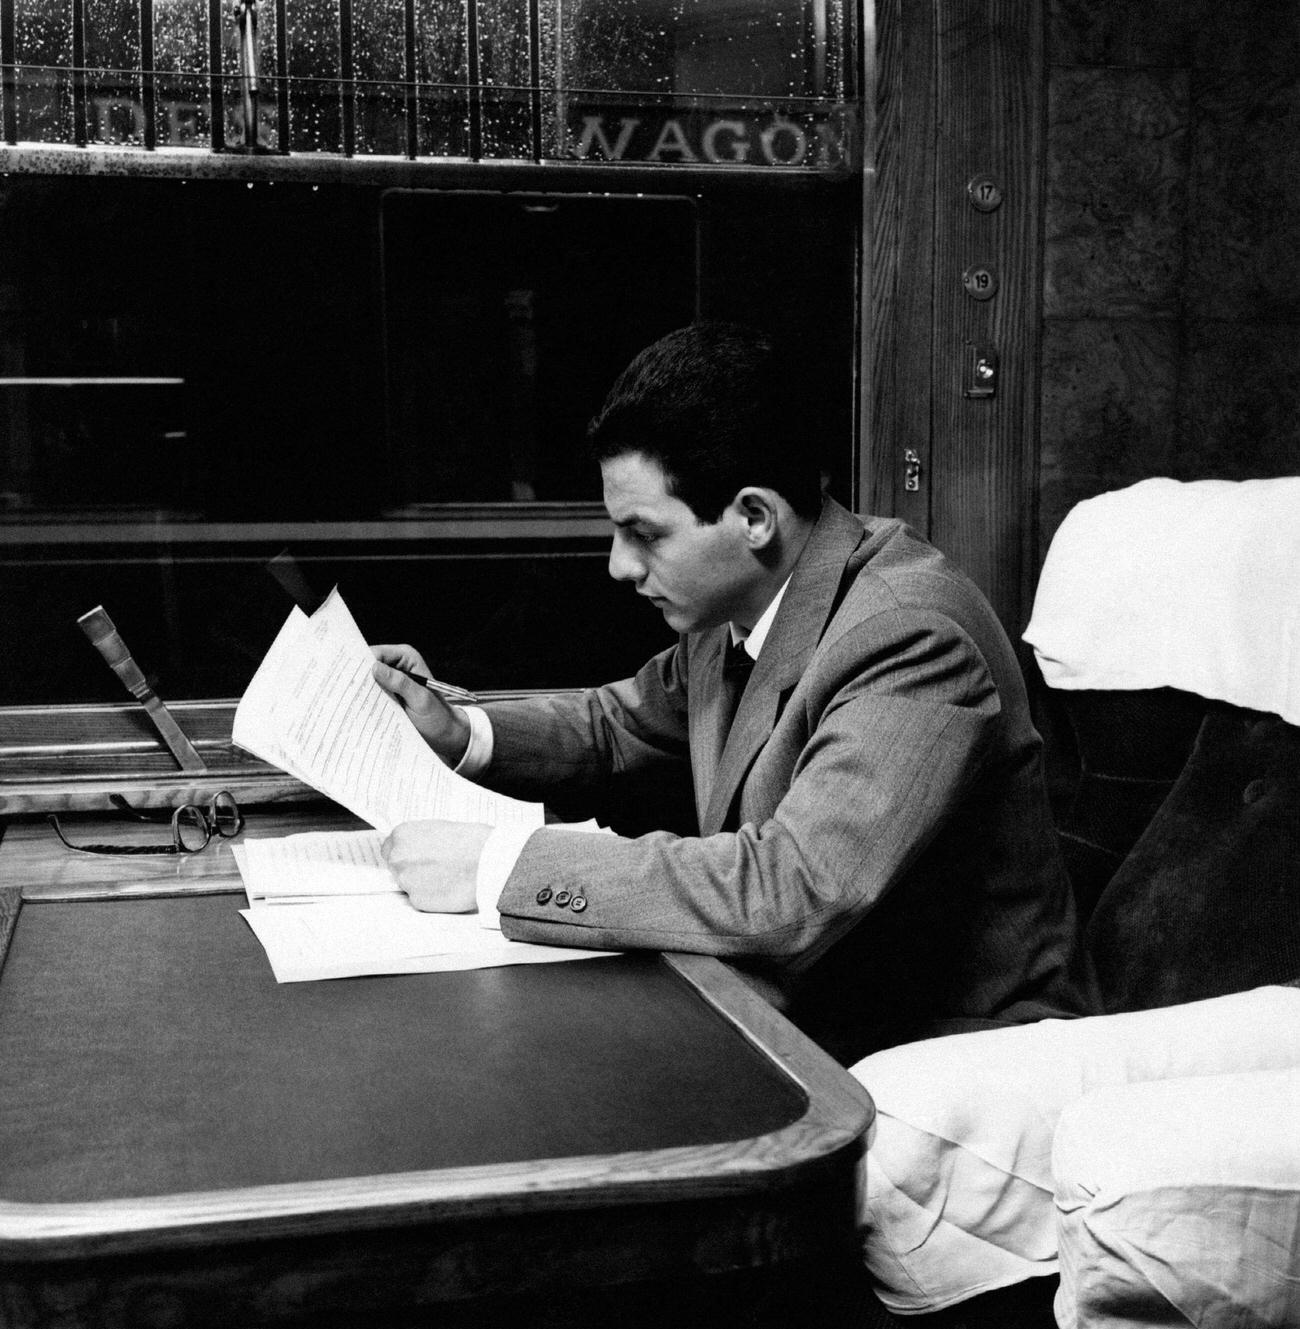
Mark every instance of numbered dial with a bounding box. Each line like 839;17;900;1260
966;174;1004;212
962;265;998;301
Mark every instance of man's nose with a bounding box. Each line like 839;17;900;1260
608;532;643;583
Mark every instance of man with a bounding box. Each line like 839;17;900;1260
373;322;1090;1064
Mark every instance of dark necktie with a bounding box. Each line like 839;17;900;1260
721;637;755;732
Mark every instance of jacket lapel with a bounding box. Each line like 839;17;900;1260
698;500;868;834
689;627;732;827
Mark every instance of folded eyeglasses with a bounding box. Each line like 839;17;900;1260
47;791;245;856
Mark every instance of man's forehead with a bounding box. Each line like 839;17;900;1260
601;452;679;521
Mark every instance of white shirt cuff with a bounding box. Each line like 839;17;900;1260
452;704;494;778
474;822;541;930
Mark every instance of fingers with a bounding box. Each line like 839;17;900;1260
371;657;439;706
371;661;470;766
372;659;456;721
383;820;485;913
371;643;431;675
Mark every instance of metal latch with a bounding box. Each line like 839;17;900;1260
964;344;998;399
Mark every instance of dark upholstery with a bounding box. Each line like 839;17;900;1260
1084;704;1300;1013
854;691;1299;1329
1054;688;1208;921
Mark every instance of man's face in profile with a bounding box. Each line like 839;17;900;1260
601;452;761;635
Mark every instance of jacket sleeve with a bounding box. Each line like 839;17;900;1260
478;637;695;832
496;608;1003;969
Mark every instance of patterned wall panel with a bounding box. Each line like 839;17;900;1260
1039;318;1178;539
1187;71;1300;322
1178;324;1300;481
1044;68;1187;320
1049;0;1194;68
1038;0;1300;563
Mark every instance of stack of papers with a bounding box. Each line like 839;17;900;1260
230;592;613;982
235;830;609;982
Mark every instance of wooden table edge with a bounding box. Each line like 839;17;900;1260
0;890;873;1262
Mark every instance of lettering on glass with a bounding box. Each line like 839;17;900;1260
569;110;850;170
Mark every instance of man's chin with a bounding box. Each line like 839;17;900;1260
659;605;721;636
655;603;690;632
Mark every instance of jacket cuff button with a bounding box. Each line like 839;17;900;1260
570;895;588;912
535;887;553;905
554;889;572;907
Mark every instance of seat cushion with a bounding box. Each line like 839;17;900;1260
1053;1066;1300;1329
851;987;1300;1315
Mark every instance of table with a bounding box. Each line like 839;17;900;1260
0;808;874;1329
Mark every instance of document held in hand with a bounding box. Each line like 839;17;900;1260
233;588;544;835
230;591;611;982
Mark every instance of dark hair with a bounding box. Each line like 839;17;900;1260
586;322;825;521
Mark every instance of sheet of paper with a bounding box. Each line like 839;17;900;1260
233;588;543;835
231;830;400;906
239;894;615;983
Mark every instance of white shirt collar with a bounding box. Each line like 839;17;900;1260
729;576;792;660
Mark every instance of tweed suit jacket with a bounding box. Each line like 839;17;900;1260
481;499;1091;1061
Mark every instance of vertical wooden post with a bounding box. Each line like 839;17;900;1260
865;0;936;536
930;0;1044;633
868;0;1045;633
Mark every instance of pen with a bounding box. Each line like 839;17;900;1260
393;666;480;705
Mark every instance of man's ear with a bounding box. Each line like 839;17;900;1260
733;487;780;550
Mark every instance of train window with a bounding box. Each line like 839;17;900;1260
0;0;864;721
0;176;706;701
0;0;853;168
381;190;699;505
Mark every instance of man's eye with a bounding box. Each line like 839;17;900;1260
636;530;660;545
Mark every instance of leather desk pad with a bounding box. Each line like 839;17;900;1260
0;894;804;1204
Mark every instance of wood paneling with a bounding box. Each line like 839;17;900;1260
866;0;935;531
931;0;1044;634
870;0;1045;633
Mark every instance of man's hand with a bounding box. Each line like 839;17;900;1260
371;644;471;766
382;820;492;913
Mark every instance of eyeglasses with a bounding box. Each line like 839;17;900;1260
47;791;245;856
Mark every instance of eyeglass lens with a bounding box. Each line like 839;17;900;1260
208;790;244;838
173;805;211;853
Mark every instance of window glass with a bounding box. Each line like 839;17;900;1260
13;0;75;142
1;0;851;167
352;0;406;154
551;0;844;99
0;171;857;706
154;0;211;147
382;191;699;505
85;0;143;144
545;0;848;167
478;0;533;158
0;1;861;712
287;0;342;152
413;0;468;155
0;180;714;703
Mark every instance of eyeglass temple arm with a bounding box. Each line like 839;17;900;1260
76;606;208;773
